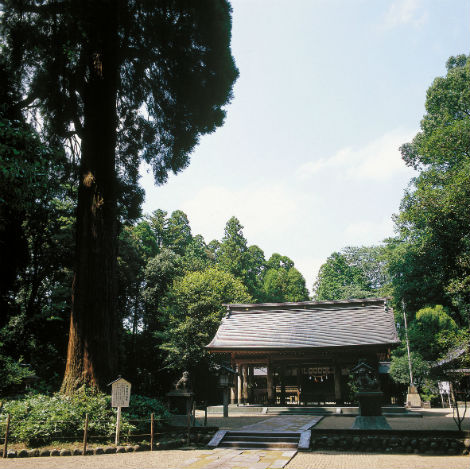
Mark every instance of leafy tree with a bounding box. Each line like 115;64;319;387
313;246;391;301
0;59;75;390
244;245;266;301
262;253;309;302
207;239;222;262
407;305;458;361
389;55;470;324
142;249;183;328
266;253;294;271
313;252;371;300
342;245;390;294
1;0;238;393
389;352;430;389
160;268;251;373
182;234;214;272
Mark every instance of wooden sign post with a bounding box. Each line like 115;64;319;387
109;377;131;446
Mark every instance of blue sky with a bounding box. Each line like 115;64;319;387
141;0;469;293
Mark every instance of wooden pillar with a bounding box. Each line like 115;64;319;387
237;365;242;405
280;365;286;406
296;367;302;405
334;363;343;405
242;365;248;404
231;364;238;404
266;363;274;405
248;366;254;403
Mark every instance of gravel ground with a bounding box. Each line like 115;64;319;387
0;449;207;468
0;449;467;469
314;408;470;431
287;451;470;469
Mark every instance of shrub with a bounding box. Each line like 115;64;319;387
122;394;170;433
0;355;35;394
0;391;169;446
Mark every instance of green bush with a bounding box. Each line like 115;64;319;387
123;394;170;421
0;355;35;394
0;391;169;446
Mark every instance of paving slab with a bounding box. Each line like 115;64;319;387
239;415;322;432
183;449;295;469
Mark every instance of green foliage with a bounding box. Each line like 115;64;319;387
408;305;458;360
420;380;439;404
390;55;470;322
0;356;34;394
142;249;183;326
313;245;391;301
123;394;170;421
0;391;168;445
218;217;250;280
263;266;309;302
2;0;239;392
261;253;309;302
313;252;371;300
161;268;251;371
389;352;430;388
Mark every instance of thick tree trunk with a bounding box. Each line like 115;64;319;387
61;1;119;394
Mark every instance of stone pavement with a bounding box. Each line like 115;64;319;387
237;415;322;432
183;448;297;469
184;415;322;468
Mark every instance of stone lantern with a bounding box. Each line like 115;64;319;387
350;359;391;430
213;364;237;417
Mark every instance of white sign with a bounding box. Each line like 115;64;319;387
438;381;450;394
111;378;131;407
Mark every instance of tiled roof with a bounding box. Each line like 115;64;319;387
207;298;399;350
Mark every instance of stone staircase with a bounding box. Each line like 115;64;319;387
208;430;311;450
266;407;329;415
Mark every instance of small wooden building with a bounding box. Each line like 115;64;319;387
206;298;399;405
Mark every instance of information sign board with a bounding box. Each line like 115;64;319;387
111;378;131;408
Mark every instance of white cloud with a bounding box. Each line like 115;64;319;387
382;0;428;29
180;183;316;244
296;128;416;182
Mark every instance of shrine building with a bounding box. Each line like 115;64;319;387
206;298;399;406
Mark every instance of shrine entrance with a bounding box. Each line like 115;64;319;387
207;298;399;406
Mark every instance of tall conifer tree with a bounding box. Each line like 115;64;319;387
1;0;238;393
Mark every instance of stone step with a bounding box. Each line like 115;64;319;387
220;440;298;449
217;430;305;450
268;409;329;415
224;435;300;443
209;429;311;450
226;431;301;438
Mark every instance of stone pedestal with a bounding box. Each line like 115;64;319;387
166;390;194;414
351;391;391;430
351;415;391;430
357;391;383;416
406;385;422;408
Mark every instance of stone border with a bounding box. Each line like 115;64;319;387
310;429;470;455
0;429;217;459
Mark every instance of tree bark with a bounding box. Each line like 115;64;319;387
61;1;119;394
